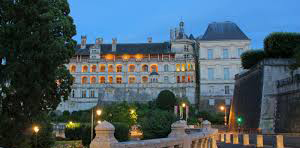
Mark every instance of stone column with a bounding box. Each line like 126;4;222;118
90;121;118;148
192;140;198;148
243;134;250;145
203;138;209;148
210;137;217;148
168;120;189;148
220;133;225;142
202;120;211;131
225;133;231;144
233;133;239;144
275;135;284;148
256;135;264;147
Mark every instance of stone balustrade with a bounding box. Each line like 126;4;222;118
90;120;218;148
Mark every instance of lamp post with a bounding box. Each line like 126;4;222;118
91;108;102;141
33;126;39;148
220;106;227;126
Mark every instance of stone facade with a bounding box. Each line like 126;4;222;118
56;21;250;112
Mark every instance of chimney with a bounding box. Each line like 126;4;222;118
147;37;152;43
112;38;117;52
95;37;103;47
170;29;175;41
81;35;87;49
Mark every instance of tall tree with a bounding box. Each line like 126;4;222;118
0;0;76;147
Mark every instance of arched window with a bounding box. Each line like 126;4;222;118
142;65;148;72
188;75;191;82
91;65;97;72
142;76;148;83
129;76;136;84
90;76;96;84
182;76;186;83
108;76;113;84
100;65;106;72
150;65;158;72
129;64;136;72
164;65;169;72
188;64;191;71
82;76;88;84
70;65;76;73
176;64;180;72
108;65;113;72
116;65;122;72
82;65;88;72
177;76;180;83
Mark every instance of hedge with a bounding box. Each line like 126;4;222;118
156;90;177;111
241;50;265;69
264;32;300;58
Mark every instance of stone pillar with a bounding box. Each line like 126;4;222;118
210;137;217;148
256;135;264;147
243;134;250;145
202;120;211;131
233;133;239;144
275;135;284;148
220;133;225;142
168;120;189;148
203;138;209;148
225;133;231;143
90;121;118;148
192;140;198;148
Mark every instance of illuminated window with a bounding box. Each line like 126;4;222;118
108;76;113;84
70;65;76;73
108;65;113;72
129;64;135;72
187;64;191;71
116;76;122;84
82;76;88;84
164;65;169;72
82;65;88;72
129;76;136;84
105;54;114;60
142;76;148;83
151;65;158;72
122;54;130;61
176;64;180;72
188;75;191;82
99;76;105;84
82;90;87;98
142;65;148;72
90;90;95;98
91;65;97;72
100;65;106;72
177;76;180;83
182;76;186;83
181;64;186;72
116;64;122;72
90;76;96;84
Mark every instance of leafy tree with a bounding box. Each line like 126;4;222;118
156;90;177;110
241;50;265;69
0;0;76;147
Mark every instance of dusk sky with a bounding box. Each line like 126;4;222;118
68;0;300;49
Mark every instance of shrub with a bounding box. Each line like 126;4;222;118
241;50;265;69
139;109;176;139
156;90;177;110
112;122;130;142
264;32;300;58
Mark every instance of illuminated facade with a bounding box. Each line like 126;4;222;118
57;21;250;112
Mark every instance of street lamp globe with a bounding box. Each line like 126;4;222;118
33;126;39;133
220;106;225;111
96;109;102;116
182;103;186;108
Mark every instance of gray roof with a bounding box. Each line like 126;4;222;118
75;42;172;55
201;21;249;41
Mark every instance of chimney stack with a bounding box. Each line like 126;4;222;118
81;35;87;49
112;38;117;51
95;37;103;47
147;37;152;43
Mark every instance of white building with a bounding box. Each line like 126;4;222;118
56;21;251;112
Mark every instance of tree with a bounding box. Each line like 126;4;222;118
241;50;265;69
0;0;76;147
156;90;176;110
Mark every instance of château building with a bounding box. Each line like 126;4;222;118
56;21;250;112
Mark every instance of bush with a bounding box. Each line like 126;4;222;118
139;109;176;139
64;126;82;140
241;50;265;69
112;122;130;142
197;111;224;125
264;32;300;58
156;90;177;110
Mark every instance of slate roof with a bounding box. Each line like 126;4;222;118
75;42;172;55
201;21;249;41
